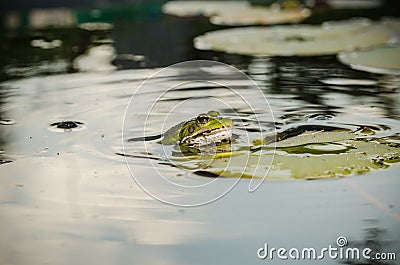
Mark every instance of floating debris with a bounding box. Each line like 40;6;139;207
338;46;400;75
194;19;390;56
210;6;311;26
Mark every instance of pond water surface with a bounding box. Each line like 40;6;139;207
1;54;400;264
1;5;400;265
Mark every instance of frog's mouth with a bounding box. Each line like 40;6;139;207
181;126;232;146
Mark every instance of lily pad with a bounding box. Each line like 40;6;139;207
210;7;311;26
171;130;400;180
162;1;250;17
208;139;399;180
338;46;400;75
194;19;390;56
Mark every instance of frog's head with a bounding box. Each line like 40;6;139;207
179;111;233;146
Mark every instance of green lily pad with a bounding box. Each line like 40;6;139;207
171;130;400;180
208;139;399;180
194;19;390;56
338;46;400;75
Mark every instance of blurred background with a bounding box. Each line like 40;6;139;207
1;0;399;82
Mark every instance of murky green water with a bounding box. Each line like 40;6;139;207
1;3;400;265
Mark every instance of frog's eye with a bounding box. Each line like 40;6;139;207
196;114;210;124
188;125;195;134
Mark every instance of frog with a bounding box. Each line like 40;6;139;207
128;111;233;148
160;111;233;146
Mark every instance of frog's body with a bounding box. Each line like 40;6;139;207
160;111;233;146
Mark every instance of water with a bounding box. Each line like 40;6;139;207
1;56;399;264
1;6;400;265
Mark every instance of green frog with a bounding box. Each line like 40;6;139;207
161;111;233;146
129;111;233;147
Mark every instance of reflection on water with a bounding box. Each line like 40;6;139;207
343;222;398;265
73;44;117;72
246;56;400;135
0;26;113;80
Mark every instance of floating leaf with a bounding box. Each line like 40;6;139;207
194;19;390;56
338;46;400;75
208;138;399;180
